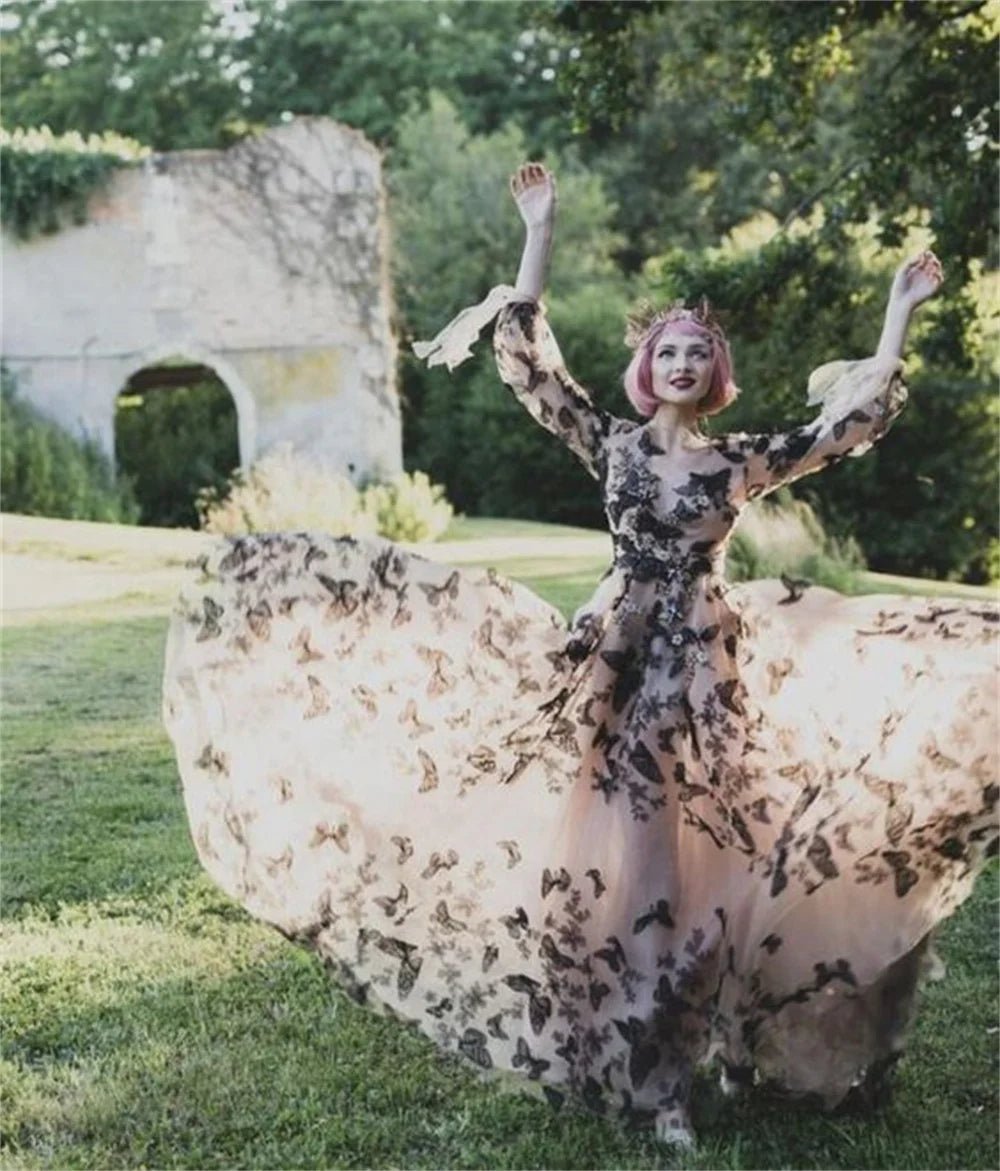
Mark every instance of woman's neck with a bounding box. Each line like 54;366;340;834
647;402;705;452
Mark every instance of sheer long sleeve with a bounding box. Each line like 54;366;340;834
494;301;621;480
721;357;907;503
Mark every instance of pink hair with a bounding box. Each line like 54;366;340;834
623;316;739;418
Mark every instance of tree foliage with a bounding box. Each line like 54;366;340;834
0;1;244;150
551;0;998;272
242;0;571;150
115;380;240;529
0;0;571;152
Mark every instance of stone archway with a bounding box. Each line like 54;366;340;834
119;343;258;468
115;348;255;528
3;119;401;493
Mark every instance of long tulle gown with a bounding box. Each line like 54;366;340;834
163;299;998;1139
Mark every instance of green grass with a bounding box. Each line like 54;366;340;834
442;516;607;542
2;522;998;1169
854;571;999;601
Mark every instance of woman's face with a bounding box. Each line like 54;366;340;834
649;328;714;409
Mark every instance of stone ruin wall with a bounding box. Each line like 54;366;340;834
1;117;401;485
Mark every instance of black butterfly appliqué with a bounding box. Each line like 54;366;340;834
316;574;359;615
586;868;607;898
457;1027;493;1069
419;571;460;607
433;900;466;933
501;906;529;939
512;1037;551;1081
541;867;571;898
594;935;627;974
373;883;408;918
196;596;224;642
881;849;919;897
486;1012;509;1040
633;899;675;934
612;1016;661;1090
540;933;576;971
371;934;422;999
503;973;552;1035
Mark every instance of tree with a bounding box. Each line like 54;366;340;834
0;0;244;149
242;0;572;150
551;1;998;272
549;1;997;580
0;0;574;153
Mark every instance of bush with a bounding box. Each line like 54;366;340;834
362;471;453;542
1;126;147;239
0;368;139;524
198;444;453;542
726;489;864;592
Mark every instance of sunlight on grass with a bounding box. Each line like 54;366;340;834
443;516;605;542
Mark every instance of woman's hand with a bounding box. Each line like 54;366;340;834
511;163;556;300
889;250;944;313
511;163;557;236
875;250;944;367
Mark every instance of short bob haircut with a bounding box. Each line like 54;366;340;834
623;316;739;419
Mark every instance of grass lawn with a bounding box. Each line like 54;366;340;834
1;515;997;1169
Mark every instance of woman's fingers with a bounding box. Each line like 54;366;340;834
511;161;553;195
900;250;944;290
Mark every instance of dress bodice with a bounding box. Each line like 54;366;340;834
602;426;738;587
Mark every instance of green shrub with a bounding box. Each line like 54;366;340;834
198;444;453;542
0;368;139;523
0;126;147;239
115;378;240;529
726;489;864;592
197;444;375;538
362;470;453;542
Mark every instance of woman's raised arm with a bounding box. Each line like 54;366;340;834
723;251;943;501
511;162;555;301
494;164;625;481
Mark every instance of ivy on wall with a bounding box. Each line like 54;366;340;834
0;126;149;239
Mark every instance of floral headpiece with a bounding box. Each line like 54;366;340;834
623;298;727;351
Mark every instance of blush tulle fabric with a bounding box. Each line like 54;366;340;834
163;301;998;1134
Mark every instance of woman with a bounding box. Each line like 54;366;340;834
163;164;998;1147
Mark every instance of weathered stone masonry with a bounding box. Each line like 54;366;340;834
2;117;401;483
